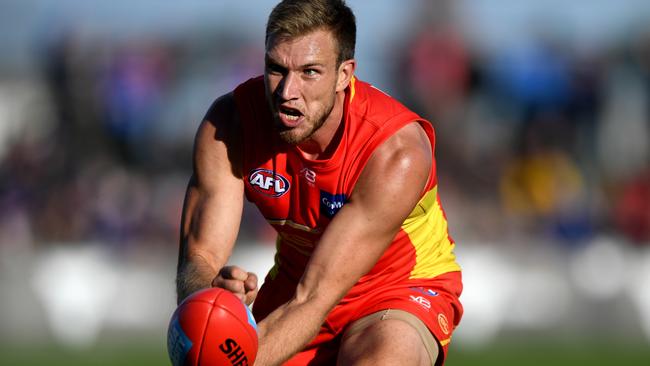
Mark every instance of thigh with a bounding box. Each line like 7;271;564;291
338;310;433;366
343;272;463;365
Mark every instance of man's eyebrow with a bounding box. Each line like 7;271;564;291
301;62;324;68
264;54;278;64
264;55;324;69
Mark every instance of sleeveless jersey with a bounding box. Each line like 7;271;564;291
233;76;460;300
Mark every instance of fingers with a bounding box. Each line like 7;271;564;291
219;265;249;281
244;272;258;292
243;272;258;306
213;277;246;293
212;266;258;305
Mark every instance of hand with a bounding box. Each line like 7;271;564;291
212;265;258;306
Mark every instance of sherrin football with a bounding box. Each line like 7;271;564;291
167;287;258;366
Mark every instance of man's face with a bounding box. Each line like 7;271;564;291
264;29;341;145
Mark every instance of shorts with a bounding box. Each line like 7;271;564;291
252;271;463;365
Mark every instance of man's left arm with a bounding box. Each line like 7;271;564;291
254;122;433;366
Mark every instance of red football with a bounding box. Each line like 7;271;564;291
167;288;258;366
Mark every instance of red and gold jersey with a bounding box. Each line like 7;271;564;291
233;76;460;300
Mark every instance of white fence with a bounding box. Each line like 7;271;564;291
1;237;649;348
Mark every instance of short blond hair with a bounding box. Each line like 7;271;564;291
266;0;356;65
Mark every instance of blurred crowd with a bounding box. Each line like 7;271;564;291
0;1;648;257
392;1;650;248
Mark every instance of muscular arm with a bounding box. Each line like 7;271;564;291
254;122;433;365
176;93;245;304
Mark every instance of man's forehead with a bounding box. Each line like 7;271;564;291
266;29;337;58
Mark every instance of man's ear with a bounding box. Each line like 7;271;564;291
336;59;356;92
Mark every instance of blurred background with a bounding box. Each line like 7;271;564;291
1;0;650;365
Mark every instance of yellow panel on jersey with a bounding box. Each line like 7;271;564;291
401;186;461;279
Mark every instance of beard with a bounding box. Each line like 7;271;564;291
275;95;335;145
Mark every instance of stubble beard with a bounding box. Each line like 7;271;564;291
276;95;335;145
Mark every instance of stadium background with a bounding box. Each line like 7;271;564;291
1;0;650;364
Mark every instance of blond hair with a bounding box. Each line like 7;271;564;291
266;0;356;65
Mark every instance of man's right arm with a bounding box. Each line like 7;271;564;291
176;93;245;304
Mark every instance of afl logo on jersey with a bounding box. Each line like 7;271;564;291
248;168;290;197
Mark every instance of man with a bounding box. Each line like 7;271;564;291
176;0;463;365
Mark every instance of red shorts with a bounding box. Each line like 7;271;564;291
252;271;463;365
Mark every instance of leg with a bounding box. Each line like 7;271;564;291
337;309;439;366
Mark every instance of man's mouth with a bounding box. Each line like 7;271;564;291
278;106;304;127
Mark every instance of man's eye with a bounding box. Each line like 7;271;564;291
304;69;318;76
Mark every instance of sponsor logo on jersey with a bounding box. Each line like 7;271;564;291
409;287;439;297
437;313;450;335
409;295;432;310
300;167;316;184
248;168;290;197
320;191;346;218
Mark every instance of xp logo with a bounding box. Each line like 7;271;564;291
409;295;432;310
248;169;290;197
320;191;346;218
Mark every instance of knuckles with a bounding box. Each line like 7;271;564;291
211;266;259;306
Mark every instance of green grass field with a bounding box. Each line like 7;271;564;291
1;338;649;365
447;340;650;366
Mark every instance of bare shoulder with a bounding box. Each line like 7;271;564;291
193;92;243;182
364;122;432;184
204;92;237;125
351;121;431;215
197;92;239;144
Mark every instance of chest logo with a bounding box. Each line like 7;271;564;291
300;167;316;184
320;191;347;218
248;168;290;197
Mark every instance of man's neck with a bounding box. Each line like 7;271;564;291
297;90;347;160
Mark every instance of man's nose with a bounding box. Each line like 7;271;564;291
279;72;300;101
